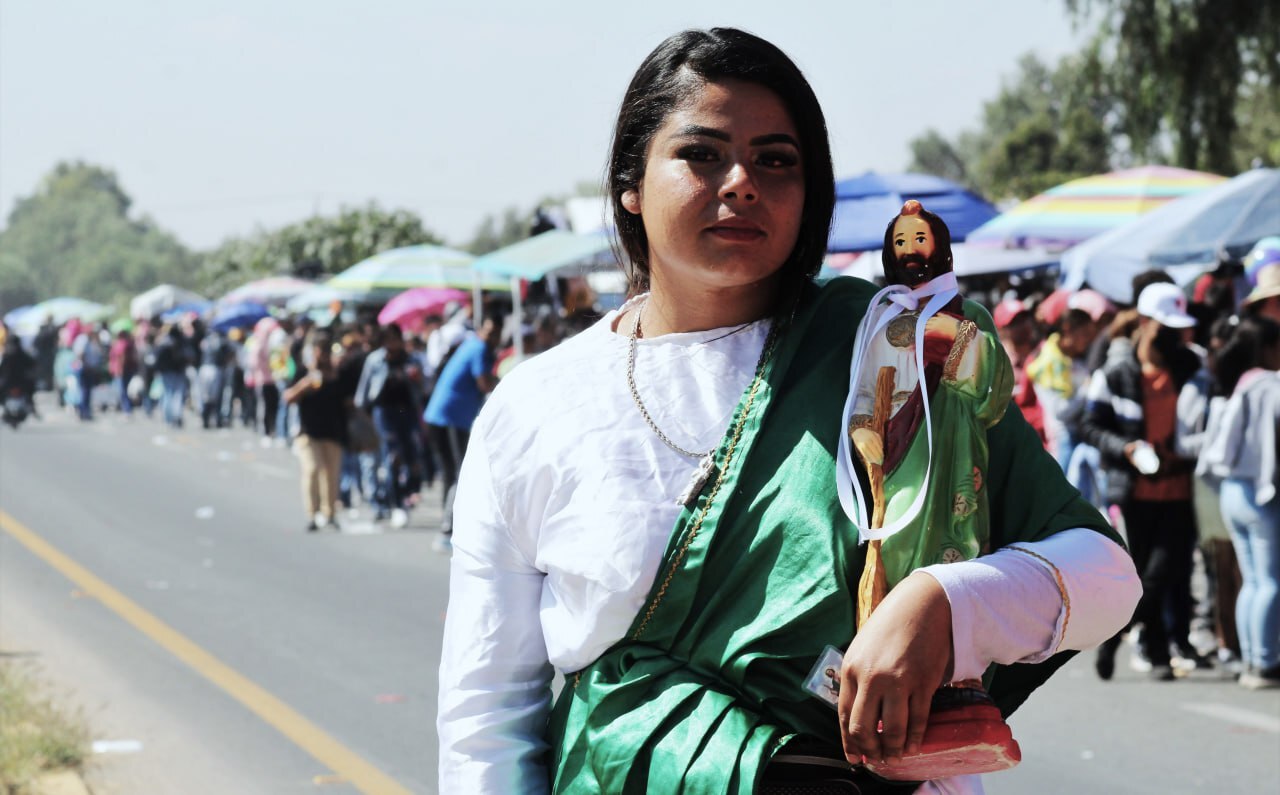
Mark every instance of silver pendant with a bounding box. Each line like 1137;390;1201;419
678;454;717;507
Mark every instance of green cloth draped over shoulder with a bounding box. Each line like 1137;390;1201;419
548;278;1119;795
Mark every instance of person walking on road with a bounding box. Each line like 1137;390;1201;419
1083;282;1202;681
153;325;189;429
1199;315;1280;688
284;331;347;532
423;312;502;549
355;324;425;527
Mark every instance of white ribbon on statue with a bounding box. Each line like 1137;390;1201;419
836;272;959;542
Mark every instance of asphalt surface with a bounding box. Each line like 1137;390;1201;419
1;398;450;794
2;396;1278;794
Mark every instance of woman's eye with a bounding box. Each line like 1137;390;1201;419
677;146;717;162
757;150;799;168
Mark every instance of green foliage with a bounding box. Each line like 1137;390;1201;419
1067;0;1280;172
0;662;90;791
466;207;529;255
1234;77;1280;167
908;51;1118;202
466;182;604;255
197;203;443;295
0;161;195;314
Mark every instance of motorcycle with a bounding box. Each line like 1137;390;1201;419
3;387;31;428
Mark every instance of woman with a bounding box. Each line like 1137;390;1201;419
108;328;139;416
1200;315;1280;688
283;331;347;532
438;28;1139;794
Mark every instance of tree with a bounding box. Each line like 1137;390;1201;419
907;51;1118;201
1067;0;1280;172
0;161;194;313
197;203;443;295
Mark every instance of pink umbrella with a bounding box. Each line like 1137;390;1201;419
377;287;470;332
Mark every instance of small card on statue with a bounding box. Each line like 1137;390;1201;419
803;645;845;708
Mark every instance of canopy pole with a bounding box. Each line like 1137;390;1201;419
472;275;483;327
511;274;524;359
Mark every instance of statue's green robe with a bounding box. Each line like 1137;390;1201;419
549;278;1118;794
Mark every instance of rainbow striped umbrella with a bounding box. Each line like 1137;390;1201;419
326;244;509;292
967;166;1225;250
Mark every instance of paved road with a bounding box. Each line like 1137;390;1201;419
1;400;450;794
2;398;1278;794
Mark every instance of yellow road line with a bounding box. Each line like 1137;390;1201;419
0;508;412;795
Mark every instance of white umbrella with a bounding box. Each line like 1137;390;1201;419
131;284;208;319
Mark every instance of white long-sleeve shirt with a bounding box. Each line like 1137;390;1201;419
437;305;1140;794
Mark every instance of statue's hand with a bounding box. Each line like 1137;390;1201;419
851;427;884;467
925;313;961;338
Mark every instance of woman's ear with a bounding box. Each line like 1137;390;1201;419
621;188;642;215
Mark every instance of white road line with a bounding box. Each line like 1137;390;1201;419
249;462;293;480
1181;702;1280;733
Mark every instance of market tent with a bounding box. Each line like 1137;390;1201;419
327;245;508;292
131;284;208;319
470;230;613;280
472;231;616;356
828;172;998;253
1060;168;1280;302
285;284;400;314
967;166;1224;250
218;276;315;308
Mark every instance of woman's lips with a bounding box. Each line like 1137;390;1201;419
707;221;765;242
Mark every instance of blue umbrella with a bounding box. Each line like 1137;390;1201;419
828;172;999;253
159;300;213;323
210;301;270;333
1061;168;1280;302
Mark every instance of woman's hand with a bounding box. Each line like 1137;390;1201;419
837;572;954;766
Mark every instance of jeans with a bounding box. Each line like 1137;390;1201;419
340;451;377;508
372;406;422;512
426;423;470;534
114;375;134;415
76;369;95;420
160;372;186;427
1221;477;1280;670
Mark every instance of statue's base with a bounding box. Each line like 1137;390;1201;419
862;690;1021;781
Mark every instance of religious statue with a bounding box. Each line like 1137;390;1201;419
835;200;1021;781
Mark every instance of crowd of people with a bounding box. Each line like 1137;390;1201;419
2;244;1277;701
3;245;1278;701
0;300;564;547
988;245;1280;690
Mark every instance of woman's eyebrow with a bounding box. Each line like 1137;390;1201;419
672;127;799;148
749;133;800;147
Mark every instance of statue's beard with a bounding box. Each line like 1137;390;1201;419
888;252;950;287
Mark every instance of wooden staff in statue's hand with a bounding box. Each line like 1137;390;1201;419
834;200;1021;782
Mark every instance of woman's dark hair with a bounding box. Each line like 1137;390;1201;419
607;28;835;295
1212;315;1280;394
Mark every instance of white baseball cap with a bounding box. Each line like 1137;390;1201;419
1136;282;1196;328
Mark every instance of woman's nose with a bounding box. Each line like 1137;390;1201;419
719;162;757;203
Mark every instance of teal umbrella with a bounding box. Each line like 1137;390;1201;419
327;245;509;292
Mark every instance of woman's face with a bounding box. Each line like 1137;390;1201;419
623;78;804;294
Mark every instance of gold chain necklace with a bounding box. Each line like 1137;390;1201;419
626;299;778;507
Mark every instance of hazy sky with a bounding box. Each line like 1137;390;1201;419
0;0;1093;250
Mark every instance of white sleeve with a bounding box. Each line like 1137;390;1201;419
920;528;1140;682
437;424;554;794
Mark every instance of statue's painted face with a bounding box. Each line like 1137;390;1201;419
889;214;937;287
